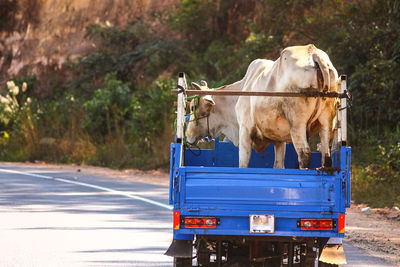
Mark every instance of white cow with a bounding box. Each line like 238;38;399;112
185;59;287;168
236;44;339;169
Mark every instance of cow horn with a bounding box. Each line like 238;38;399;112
200;80;208;87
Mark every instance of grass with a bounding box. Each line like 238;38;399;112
352;164;400;208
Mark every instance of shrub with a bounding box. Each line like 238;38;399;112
352;128;400;207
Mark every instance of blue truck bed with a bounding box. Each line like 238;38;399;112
169;140;351;239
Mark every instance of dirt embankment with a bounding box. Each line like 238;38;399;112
0;0;175;94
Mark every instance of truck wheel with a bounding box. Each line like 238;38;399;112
173;257;192;267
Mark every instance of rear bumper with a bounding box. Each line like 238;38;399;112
173;211;345;240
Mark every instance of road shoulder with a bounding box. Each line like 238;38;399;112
345;204;400;266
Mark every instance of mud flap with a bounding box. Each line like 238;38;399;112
319;238;347;265
165;239;193;258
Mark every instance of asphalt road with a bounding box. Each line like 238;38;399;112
0;163;394;267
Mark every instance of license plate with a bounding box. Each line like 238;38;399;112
250;215;275;234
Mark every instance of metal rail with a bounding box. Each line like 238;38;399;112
172;88;348;98
339;75;347;144
176;73;188;167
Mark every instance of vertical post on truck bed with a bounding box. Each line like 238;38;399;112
340;75;347;145
176;73;187;166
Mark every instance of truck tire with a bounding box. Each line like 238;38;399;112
318;262;339;267
173;257;192;267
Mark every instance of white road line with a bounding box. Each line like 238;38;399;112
0;168;173;210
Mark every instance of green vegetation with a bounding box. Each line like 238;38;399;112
1;0;399;206
352;128;400;207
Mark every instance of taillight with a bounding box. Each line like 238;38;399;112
300;219;333;230
173;211;180;230
338;214;345;233
184;217;217;228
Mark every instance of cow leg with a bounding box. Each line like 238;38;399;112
239;126;252;168
319;123;332;167
273;141;286;169
289;123;310;169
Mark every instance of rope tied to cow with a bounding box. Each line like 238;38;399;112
339;90;352;110
177;84;186;94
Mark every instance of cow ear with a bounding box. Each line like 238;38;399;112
192;81;210;90
203;95;215;106
192;82;201;90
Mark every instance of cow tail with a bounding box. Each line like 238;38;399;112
312;53;330;91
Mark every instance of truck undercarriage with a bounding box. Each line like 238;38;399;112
170;235;344;267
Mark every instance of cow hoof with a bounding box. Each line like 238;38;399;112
324;156;332;167
298;150;311;169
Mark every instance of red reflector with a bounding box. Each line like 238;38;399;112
184;217;216;228
173;211;180;230
301;219;332;230
338;214;345;233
